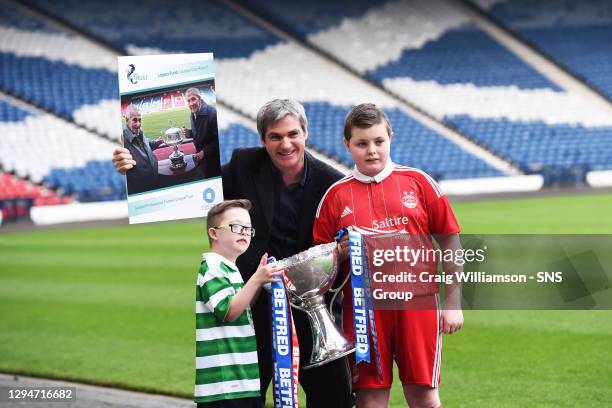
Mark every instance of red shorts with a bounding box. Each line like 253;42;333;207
342;294;441;390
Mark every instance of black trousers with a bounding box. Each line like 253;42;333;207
252;294;354;407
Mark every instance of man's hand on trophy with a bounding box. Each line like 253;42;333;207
193;150;204;162
254;253;285;286
180;126;192;138
112;146;136;174
153;136;164;147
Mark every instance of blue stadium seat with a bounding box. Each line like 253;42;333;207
0;53;117;120
219;124;261;164
486;0;612;100
447;115;612;179
303;102;504;180
44;160;125;202
368;26;560;90
22;0;280;58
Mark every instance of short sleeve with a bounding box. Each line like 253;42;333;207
416;175;459;234
427;195;460;234
313;188;339;245
197;262;235;322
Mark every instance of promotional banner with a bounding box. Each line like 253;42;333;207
117;53;222;223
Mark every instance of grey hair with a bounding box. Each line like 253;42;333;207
124;104;141;119
256;99;308;141
185;87;201;100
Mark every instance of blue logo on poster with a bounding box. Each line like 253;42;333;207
203;188;215;203
126;64;137;84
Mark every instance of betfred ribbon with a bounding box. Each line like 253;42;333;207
270;256;300;408
348;231;369;362
349;230;383;382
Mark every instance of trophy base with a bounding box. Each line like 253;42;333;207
302;347;355;370
169;156;186;169
301;298;355;370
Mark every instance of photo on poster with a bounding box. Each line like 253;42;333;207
117;53;223;224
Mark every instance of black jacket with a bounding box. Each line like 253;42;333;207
122;127;159;195
222;147;344;279
190;103;221;178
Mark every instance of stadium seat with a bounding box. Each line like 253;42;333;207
484;0;612;100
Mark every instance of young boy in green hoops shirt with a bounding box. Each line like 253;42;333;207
195;199;283;407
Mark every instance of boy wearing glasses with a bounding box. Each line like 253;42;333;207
195;199;284;407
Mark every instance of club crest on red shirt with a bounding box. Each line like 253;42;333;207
402;192;417;209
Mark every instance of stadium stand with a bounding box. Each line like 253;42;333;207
240;0;612;183
0;2;120;139
303;102;502;179
0;1;57;32
0;98;125;202
216;108;262;165
482;0;612;101
0;1;265;211
22;0;281;58
0;52;118;121
5;0;608;221
0;171;71;223
22;0;506;181
122;87;213;116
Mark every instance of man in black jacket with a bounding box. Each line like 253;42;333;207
184;87;221;179
223;99;352;407
112;99;353;407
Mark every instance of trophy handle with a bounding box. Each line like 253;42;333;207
289;295;309;313
327;267;351;322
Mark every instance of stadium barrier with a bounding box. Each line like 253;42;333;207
586;170;612;188
439;175;544;196
25;175;548;225
30;201;127;225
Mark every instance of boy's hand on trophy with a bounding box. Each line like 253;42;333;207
336;235;349;263
112;146;136;174
254;253;285;285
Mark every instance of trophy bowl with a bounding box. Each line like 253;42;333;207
162;127;186;169
276;242;355;369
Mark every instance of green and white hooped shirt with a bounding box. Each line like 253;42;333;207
194;252;260;403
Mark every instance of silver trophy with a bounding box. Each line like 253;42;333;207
161;125;186;169
275;242;355;369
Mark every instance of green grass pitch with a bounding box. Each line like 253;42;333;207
120;107;192;142
142;107;192;140
1;193;611;406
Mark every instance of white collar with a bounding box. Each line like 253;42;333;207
202;252;238;271
352;160;395;183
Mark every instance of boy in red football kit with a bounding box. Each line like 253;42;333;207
313;104;464;408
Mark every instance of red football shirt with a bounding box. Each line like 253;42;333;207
313;162;460;298
313;162;460;243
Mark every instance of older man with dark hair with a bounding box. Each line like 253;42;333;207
112;99;353;407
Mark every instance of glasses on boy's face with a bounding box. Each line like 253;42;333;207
215;223;256;237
